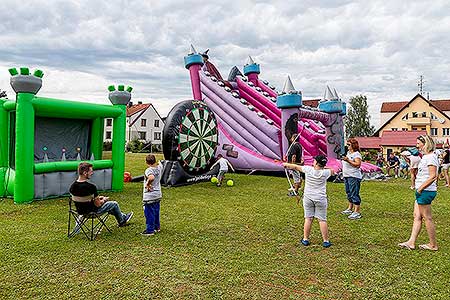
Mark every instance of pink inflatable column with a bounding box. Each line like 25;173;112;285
281;108;301;158
184;50;204;101
277;76;302;158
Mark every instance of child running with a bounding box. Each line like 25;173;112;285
210;154;235;187
141;154;163;236
283;155;334;248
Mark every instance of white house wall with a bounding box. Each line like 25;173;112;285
104;105;164;144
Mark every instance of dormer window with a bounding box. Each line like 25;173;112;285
412;112;418;118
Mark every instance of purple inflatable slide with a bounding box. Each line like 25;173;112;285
177;46;380;175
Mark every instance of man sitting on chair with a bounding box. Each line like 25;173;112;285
69;162;133;227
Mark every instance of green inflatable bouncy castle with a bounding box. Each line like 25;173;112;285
0;67;132;204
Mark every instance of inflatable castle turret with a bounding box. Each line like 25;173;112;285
184;45;204;101
276;76;303;157
243;56;260;86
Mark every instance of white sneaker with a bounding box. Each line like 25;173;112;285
395;175;398;178
341;209;353;215
348;212;362;220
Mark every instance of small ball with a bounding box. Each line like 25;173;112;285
211;176;218;183
227;179;234;187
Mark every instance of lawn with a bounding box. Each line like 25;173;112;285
0;153;449;299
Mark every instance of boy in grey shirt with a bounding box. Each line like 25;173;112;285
283;155;334;248
141;154;163;236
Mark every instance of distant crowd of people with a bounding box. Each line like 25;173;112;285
371;143;450;189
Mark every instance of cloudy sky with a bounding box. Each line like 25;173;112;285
1;0;450;128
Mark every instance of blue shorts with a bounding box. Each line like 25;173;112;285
415;190;436;205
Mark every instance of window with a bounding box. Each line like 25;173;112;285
138;131;146;140
431;128;438;136
412;127;418;131
412;112;418;118
106;118;112;126
421;112;427;117
402;114;408;120
443;128;450;136
141;119;147;127
402;128;408;131
154;120;160;127
430;112;438;120
154;132;161;140
391;128;398;131
106;131;112;139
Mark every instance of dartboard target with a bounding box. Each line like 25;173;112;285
178;107;218;170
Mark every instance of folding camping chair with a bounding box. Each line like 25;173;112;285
67;194;112;241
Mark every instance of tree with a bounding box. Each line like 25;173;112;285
0;90;6;98
344;94;375;138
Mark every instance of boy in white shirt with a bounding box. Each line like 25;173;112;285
210;154;235;187
283;155;334;248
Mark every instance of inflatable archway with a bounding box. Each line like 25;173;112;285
0;67;132;203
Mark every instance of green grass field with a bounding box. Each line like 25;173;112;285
1;153;449;299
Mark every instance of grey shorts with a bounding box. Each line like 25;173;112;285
303;196;328;221
218;170;227;180
288;169;302;183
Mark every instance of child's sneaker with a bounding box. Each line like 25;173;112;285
341;209;352;215
300;239;310;246
322;241;332;248
348;212;362;220
141;230;155;236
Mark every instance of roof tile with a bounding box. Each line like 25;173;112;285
380;130;427;146
126;103;151;117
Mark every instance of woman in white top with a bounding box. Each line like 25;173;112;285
341;138;363;220
399;135;438;251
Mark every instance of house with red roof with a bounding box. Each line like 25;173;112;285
368;93;450;156
104;101;165;149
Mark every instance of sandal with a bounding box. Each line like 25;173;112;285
419;244;438;251
398;242;415;250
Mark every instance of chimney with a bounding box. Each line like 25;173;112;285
128;101;133;107
138;101;142;104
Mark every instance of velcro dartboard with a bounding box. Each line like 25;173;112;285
162;100;218;174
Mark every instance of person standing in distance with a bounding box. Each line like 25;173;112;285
341;138;363;220
286;134;304;196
